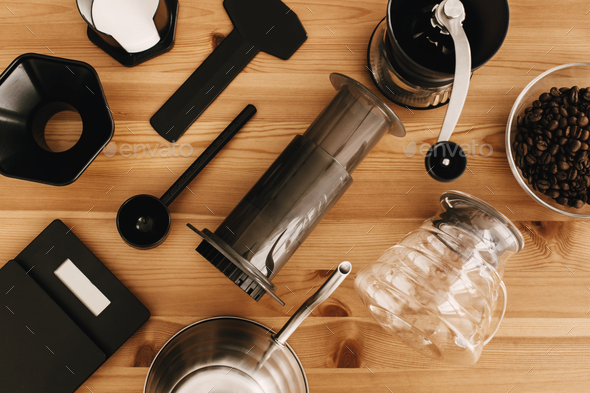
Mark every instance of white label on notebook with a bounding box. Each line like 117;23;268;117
54;259;111;316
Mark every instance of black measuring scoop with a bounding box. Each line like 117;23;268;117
117;104;256;249
150;0;307;142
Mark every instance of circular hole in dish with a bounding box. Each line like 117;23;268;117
32;102;83;153
44;110;83;152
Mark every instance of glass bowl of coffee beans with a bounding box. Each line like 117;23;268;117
506;63;590;217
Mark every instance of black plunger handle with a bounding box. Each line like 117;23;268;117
150;30;260;142
160;104;257;206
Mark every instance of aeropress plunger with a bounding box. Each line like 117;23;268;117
188;73;405;305
117;104;256;249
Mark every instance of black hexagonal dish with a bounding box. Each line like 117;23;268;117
86;0;178;67
0;53;114;186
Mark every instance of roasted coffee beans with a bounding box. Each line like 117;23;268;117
513;86;590;209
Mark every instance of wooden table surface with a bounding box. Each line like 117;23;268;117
1;0;590;392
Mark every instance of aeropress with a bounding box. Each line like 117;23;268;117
188;73;405;305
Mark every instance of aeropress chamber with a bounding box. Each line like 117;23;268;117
188;73;405;305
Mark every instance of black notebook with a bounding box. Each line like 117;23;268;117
0;220;150;393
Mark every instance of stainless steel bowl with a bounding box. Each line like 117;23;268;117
144;317;308;393
506;63;590;218
144;261;352;393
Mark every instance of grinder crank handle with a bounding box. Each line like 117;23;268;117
425;0;470;182
150;30;259;142
436;0;471;143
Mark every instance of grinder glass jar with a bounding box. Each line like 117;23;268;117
355;191;524;365
368;0;509;108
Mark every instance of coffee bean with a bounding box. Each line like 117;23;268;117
582;130;590;141
559;181;570;191
517;143;528;156
581;142;589;151
547;189;560;198
551;87;561;97
567;168;578;181
529;113;542;122
570;87;580;105
556;171;568;180
540;152;552;164
572;199;585;208
540;92;551;102
557;161;570;171
559;117;568;129
557;197;569;206
568;116;578;126
547;119;559;131
568;105;579;116
537;180;550;190
534;149;543;157
548;144;560;155
558;137;568;145
569;139;582;152
572;126;582;139
526;154;537;165
548;163;558;174
559;107;568;117
526;136;534;146
536;140;549;151
542;131;551;141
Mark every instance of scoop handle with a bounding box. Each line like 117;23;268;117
160;104;256;206
272;261;352;346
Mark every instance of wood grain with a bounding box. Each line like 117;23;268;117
1;0;590;392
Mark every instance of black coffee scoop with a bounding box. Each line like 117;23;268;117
150;0;307;142
117;104;256;249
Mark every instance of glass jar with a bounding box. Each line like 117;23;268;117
355;191;524;365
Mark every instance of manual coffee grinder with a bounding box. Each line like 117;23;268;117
368;0;509;181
